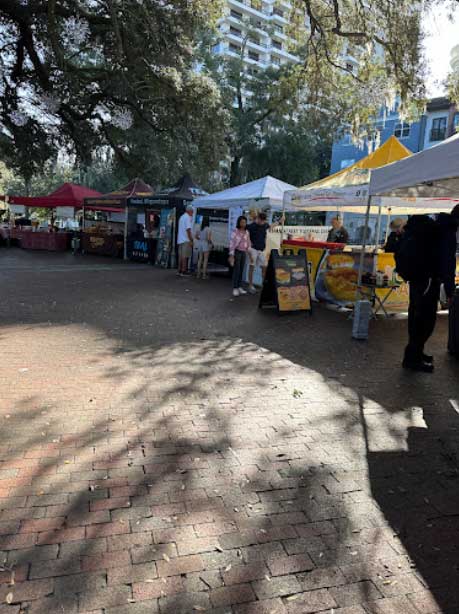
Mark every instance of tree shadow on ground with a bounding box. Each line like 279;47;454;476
1;256;459;612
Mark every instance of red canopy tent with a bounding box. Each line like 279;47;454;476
7;182;102;209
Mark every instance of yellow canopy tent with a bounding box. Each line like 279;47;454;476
299;135;412;191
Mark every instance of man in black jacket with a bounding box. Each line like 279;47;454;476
403;205;459;373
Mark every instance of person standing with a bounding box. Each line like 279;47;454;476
177;204;194;276
327;216;349;244
401;205;459;373
384;218;406;253
247;212;283;294
195;218;213;279
229;215;251;297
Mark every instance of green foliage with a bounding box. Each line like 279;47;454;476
0;0;227;185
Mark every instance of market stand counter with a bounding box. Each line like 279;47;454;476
82;232;124;258
14;230;70;252
281;238;410;311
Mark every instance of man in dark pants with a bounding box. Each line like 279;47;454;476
403;205;459;373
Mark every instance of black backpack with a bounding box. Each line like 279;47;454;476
394;215;439;282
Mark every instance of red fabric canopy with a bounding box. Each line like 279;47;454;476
8;183;102;209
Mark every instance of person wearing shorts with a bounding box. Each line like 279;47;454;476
195;219;213;279
177;204;194;276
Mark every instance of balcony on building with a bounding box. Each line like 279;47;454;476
228;0;266;19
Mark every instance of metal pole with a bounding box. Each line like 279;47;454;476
385;208;392;243
123;205;128;261
374;205;382;252
357;196;372;286
280;198;286;252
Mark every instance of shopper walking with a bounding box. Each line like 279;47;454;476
229;216;251;297
195;219;213;279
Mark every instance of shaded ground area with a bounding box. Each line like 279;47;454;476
1;247;459;614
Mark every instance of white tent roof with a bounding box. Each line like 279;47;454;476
193;176;296;210
370;131;459;207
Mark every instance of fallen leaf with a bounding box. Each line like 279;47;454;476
5;593;13;604
193;607;206;611
162;553;170;562
215;546;223;552
224;564;232;572
286;595;299;601
265;575;271;582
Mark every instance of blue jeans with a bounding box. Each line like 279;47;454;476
232;250;246;289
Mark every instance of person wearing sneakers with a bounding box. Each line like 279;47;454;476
229;215;251;297
247;212;282;294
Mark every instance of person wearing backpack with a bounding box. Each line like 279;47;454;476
396;206;459;372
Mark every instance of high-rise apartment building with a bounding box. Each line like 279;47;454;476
213;0;300;70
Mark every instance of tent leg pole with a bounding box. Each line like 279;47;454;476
374;205;382;253
385;208;392;244
358;196;372;286
280;200;286;252
123;206;128;261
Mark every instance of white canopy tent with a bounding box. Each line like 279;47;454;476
284;133;459;288
193;175;296;211
370;131;459;207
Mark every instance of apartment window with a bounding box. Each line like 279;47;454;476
230;9;243;20
271;56;281;66
430;117;447;142
229;26;242;38
273;40;282;50
273;7;284;17
274;25;283;35
229;43;241;54
394;122;410;139
250;0;262;11
248;50;260;62
340;159;355;169
248;36;261;46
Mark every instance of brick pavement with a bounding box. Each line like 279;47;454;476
1;249;459;613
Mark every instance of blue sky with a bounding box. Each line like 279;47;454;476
423;4;459;96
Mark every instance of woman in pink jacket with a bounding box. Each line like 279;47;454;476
228;216;251;297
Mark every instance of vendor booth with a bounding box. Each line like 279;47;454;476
149;174;208;268
3;183;102;251
83;178;156;261
192;176;296;269
282;137;414;309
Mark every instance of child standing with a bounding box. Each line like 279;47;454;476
228;215;251;297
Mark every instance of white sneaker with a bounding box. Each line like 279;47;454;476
232;289;240;297
238;287;247;295
248;285;257;294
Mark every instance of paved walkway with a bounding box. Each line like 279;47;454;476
1;248;459;614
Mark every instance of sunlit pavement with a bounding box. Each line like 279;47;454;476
1;248;459;614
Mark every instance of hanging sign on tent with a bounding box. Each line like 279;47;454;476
260;249;312;314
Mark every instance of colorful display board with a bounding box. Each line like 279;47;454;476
260;249;312;314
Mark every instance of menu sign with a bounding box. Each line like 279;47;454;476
260;249;312;314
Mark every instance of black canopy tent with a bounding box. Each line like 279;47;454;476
148;174;208;268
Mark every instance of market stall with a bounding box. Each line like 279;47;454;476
3;183;102;251
282;137;415;310
83;178;155;260
192;176;296;270
148;174;208;268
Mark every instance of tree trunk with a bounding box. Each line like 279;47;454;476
229;155;242;187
